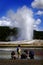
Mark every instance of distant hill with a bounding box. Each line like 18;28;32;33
0;26;43;41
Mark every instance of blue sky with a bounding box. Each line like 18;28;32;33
0;0;43;31
0;0;33;17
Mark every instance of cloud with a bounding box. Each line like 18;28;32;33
31;0;43;9
0;16;11;26
36;10;43;15
34;19;41;30
35;19;41;25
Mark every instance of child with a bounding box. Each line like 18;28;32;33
11;51;16;59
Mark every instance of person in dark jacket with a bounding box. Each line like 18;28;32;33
29;50;34;59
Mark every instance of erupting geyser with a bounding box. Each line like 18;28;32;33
7;6;34;41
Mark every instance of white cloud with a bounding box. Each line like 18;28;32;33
34;19;41;30
0;16;11;26
31;0;43;9
35;19;41;25
33;25;38;31
36;10;43;15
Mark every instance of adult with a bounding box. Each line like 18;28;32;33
17;45;21;59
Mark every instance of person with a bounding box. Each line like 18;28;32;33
24;49;29;59
21;50;28;59
11;51;16;59
17;45;21;59
21;53;27;59
29;50;34;59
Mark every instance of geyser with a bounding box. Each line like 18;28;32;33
1;6;34;41
7;6;34;41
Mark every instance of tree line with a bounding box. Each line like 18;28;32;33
0;26;43;41
0;26;19;41
33;30;43;40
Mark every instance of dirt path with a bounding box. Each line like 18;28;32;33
0;59;43;65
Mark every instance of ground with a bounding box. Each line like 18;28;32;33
0;59;43;65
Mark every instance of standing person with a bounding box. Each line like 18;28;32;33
17;45;21;59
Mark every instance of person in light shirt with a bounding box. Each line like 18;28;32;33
17;45;21;59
